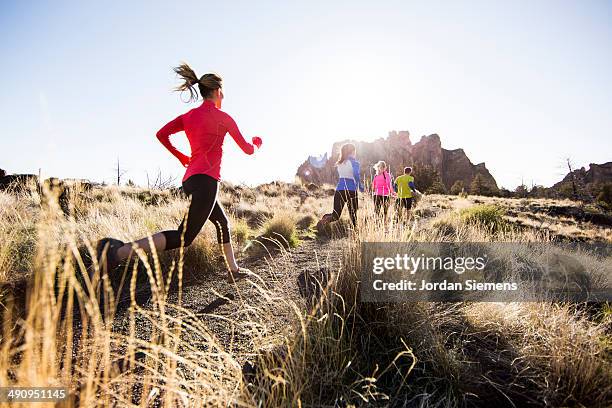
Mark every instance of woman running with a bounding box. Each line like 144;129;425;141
97;63;262;281
371;160;393;220
317;143;364;228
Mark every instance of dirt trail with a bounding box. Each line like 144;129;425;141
114;237;346;365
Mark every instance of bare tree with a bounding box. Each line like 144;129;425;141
146;169;177;190
114;158;128;186
566;157;577;199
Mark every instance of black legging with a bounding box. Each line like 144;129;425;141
330;190;358;227
373;195;390;219
162;174;230;249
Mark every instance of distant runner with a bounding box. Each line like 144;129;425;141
317;143;364;228
371;160;393;221
97;63;262;282
395;166;417;218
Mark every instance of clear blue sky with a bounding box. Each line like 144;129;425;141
1;0;610;189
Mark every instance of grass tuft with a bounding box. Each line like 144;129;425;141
260;211;299;248
459;204;509;232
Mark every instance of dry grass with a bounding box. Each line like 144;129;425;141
231;217;253;249
0;193;37;281
0;185;610;407
464;195;612;241
259;210;300;249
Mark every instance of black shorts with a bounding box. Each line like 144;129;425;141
397;197;413;210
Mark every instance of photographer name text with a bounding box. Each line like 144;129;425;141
372;279;518;291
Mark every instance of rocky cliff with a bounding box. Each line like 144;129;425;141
549;162;612;200
552;162;612;189
296;131;498;191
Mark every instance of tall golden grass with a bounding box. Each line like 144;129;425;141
0;186;609;407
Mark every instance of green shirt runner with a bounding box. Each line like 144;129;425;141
395;174;415;198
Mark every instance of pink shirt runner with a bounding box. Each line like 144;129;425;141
372;171;392;196
156;100;256;182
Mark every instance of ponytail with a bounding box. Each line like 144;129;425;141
174;63;200;102
173;62;223;103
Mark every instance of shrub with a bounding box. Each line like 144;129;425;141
413;208;436;218
528;185;548;198
459;204;508;232
257;182;281;197
261;211;299;248
296;214;316;230
233;204;273;227
412;164;441;193
596;182;612;209
179;234;223;277
450;180;464;195
515;184;529;198
0;224;36;281
315;216;352;239
432;218;457;238
427;180;447;194
557;182;577;199
470;174;499;196
232;218;252;247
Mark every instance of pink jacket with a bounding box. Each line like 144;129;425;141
372;171;392;196
156;100;256;182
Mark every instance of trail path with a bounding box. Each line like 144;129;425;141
113;237;346;365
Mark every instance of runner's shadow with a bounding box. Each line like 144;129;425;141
196;292;235;314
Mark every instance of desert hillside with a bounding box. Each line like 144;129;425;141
0;178;610;407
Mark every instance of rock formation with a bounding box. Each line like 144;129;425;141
550;162;612;200
552;162;612;189
296;131;498;192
